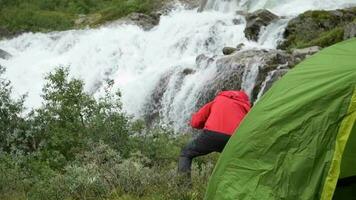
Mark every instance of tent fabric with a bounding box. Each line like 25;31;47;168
205;38;356;200
321;89;356;200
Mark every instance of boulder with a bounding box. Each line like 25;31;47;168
232;18;243;25
182;68;195;76
0;49;12;60
279;7;356;49
195;49;295;106
292;46;321;58
143;67;195;125
344;22;356;40
256;68;289;101
236;43;245;51
244;9;279;41
108;12;161;31
127;12;161;31
222;47;237;55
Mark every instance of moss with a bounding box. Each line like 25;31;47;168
279;8;356;50
301;27;344;48
302;10;336;21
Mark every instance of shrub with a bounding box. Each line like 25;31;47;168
0;66;27;154
0;66;220;199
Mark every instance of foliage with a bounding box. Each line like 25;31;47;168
0;0;165;37
0;65;27;154
279;8;356;50
0;66;218;200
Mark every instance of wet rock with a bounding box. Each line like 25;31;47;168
244;9;279;41
0;27;25;40
180;0;201;9
232;18;243;25
235;10;248;17
0;49;12;60
236;43;245;51
127;12;161;31
197;0;208;12
196;49;295;106
344;22;356;40
256;68;289;100
182;68;195;75
292;46;321;58
143;67;195;125
143;70;173;125
109;12;161;31
0;27;10;39
196;54;215;69
222;47;237;55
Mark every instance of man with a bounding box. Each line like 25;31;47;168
178;90;251;177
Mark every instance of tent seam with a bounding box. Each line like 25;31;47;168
320;87;356;200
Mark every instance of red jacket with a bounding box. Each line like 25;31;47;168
190;91;251;135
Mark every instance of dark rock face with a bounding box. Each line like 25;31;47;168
222;47;237;55
344;22;356;40
244;9;279;41
279;7;356;49
195;54;215;69
0;27;10;39
178;0;201;9
292;46;321;61
142;46;319;127
0;49;12;60
143;67;195;125
0;27;25;40
197;0;208;12
195;49;296;107
232;18;243;25
256;68;289;100
236;43;245;51
127;12;161;31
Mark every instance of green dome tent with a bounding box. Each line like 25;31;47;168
205;38;356;200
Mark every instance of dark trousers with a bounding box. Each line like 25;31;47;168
178;130;231;175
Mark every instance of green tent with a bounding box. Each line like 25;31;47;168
205;38;356;200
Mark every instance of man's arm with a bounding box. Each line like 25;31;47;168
190;101;213;129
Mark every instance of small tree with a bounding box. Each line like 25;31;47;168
0;65;27;154
28;67;129;168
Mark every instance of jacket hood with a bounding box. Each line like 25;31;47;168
218;90;251;111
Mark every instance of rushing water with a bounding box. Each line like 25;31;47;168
0;0;355;131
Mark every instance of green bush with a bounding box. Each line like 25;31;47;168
0;66;27;154
0;66;219;199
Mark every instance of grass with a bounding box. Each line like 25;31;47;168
0;0;165;38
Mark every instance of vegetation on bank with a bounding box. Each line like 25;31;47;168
0;65;218;200
279;8;356;50
0;0;164;38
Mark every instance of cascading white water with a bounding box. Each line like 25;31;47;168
0;0;355;131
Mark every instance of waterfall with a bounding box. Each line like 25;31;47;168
0;0;354;132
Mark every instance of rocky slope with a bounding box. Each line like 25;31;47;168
143;6;355;126
279;7;356;49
